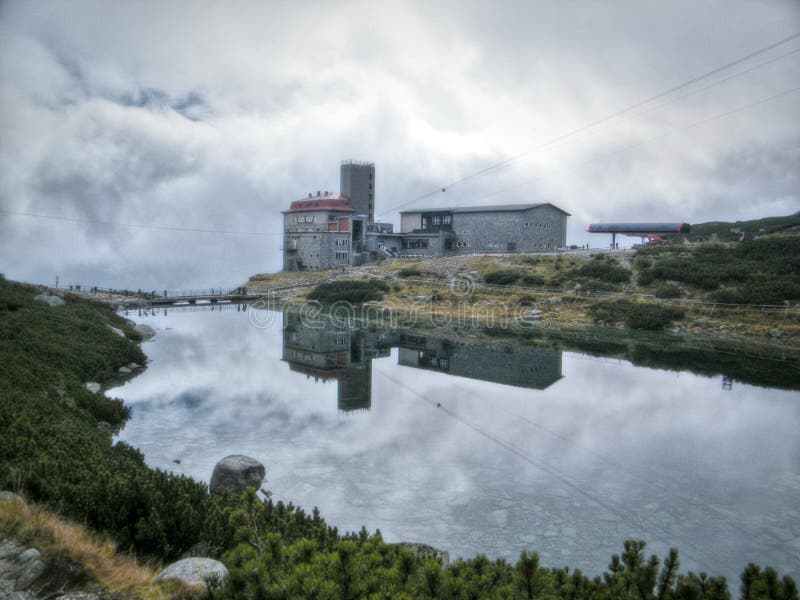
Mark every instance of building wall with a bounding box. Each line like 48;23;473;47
451;205;567;252
401;212;422;233
284;231;351;270
340;162;375;222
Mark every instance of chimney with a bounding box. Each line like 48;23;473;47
308;193;312;198
317;190;321;197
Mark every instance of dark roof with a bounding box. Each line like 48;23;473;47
400;203;570;216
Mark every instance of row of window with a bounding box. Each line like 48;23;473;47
335;239;349;247
523;222;553;229
335;251;349;261
402;239;430;249
431;215;452;225
292;215;317;223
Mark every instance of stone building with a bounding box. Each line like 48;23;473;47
282;194;369;271
399;203;570;256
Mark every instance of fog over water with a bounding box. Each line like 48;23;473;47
112;308;800;582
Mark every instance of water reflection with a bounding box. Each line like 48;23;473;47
112;307;800;584
281;310;564;411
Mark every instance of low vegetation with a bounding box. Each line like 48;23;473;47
635;236;800;304
484;269;522;285
307;279;389;303
589;299;686;330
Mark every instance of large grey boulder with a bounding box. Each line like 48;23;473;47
134;324;156;340
33;294;65;307
157;557;228;587
209;455;265;496
85;382;101;394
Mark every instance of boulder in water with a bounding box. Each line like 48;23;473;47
209;455;265;495
134;324;156;340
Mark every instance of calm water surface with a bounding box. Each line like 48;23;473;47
112;307;800;583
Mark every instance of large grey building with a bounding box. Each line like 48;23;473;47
399;203;570;256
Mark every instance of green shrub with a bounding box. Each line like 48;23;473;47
484;270;522;286
574;261;631;283
654;282;683;299
589;299;685;330
521;274;545;286
398;268;422;278
307;280;389;304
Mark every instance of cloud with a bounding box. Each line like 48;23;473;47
1;0;798;286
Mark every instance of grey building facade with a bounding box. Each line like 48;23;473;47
400;203;569;254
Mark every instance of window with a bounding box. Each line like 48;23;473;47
402;238;429;249
368;184;373;190
432;216;442;225
329;214;338;221
523;222;531;228
335;251;348;261
443;215;452;225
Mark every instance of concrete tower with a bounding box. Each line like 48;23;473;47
340;160;375;223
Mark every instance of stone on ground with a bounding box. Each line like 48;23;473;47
33;294;65;307
157;557;228;587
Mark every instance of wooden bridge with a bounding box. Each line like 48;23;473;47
122;287;260;308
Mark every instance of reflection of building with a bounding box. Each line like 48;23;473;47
282;313;564;410
396;334;563;390
281;311;389;412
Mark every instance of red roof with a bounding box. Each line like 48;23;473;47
285;195;354;213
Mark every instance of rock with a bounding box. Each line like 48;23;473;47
85;382;101;394
118;366;132;375
134;324;156;340
696;317;709;325
13;549;45;589
127;362;141;369
33;294;65;307
524;309;543;319
770;328;783;338
106;324;125;337
209;455;265;496
391;542;449;566
0;491;24;504
97;421;112;432
547;296;562;304
157;557;228;587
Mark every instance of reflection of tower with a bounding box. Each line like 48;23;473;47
338;363;372;412
281;310;374;412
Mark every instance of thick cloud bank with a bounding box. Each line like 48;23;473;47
1;1;798;289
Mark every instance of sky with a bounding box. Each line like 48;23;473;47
1;0;798;290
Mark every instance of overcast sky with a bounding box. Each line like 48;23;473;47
1;1;798;290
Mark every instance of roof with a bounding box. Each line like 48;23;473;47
587;223;690;234
284;195;354;213
400;202;571;216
